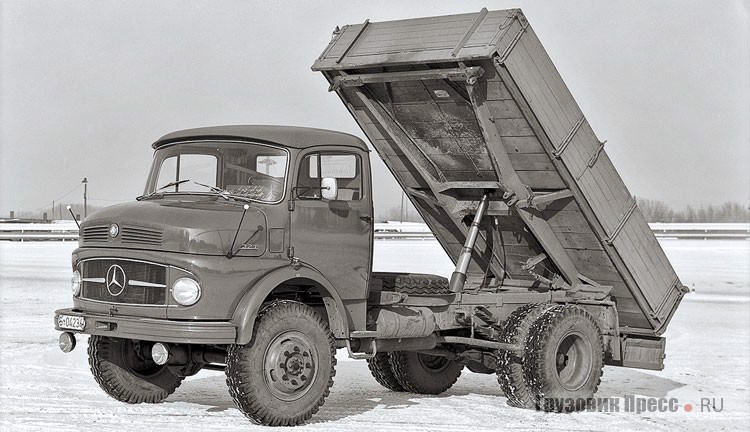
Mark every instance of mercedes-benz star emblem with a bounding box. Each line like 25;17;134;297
106;264;127;297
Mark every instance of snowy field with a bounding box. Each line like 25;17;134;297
1;239;748;431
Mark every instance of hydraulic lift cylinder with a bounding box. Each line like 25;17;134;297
449;192;490;293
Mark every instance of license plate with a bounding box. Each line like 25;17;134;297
58;314;85;331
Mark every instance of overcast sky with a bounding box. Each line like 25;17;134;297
1;0;748;217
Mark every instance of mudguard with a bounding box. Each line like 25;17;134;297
231;265;350;344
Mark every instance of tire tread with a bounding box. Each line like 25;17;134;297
496;303;554;408
225;300;336;426
88;336;183;404
523;304;605;412
367;353;405;391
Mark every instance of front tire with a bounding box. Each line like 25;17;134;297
388;351;463;394
88;336;184;404
523;305;604;412
225;300;336;426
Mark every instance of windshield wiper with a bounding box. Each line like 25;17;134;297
192;181;253;203
137;179;190;200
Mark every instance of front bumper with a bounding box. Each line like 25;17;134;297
54;308;237;345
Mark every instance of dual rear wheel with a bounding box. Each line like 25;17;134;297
497;303;604;412
367;351;463;395
365;304;603;413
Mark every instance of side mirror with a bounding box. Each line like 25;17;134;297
321;177;338;200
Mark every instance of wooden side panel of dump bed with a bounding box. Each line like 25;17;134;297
313;9;686;335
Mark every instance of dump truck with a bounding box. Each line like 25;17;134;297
54;8;686;426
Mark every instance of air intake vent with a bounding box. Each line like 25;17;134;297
82;225;109;242
81;258;167;305
121;225;163;245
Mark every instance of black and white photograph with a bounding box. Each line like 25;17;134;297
1;1;748;430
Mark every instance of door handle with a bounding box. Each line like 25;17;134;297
360;215;372;222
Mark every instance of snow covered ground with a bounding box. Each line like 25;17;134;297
1;239;748;431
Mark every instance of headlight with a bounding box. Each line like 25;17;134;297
71;270;81;296
171;278;201;306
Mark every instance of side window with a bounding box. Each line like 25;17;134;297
297;153;361;200
255;155;287;178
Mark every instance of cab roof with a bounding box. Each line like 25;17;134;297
152;125;369;151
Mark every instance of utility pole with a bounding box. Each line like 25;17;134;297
82;177;88;219
400;191;405;223
52;200;55;221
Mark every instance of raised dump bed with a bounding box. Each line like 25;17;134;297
313;8;686;337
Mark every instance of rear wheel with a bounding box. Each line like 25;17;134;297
496;303;554;408
523;305;604;412
388;351;463;394
225;300;336;426
367;353;404;391
88;336;184;404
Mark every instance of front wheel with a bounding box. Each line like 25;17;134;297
225;300;336;426
88;336;184;404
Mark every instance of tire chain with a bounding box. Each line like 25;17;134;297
495;303;555;409
522;304;605;412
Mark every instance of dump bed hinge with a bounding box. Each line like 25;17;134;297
521;253;571;290
522;253;612;300
516;189;573;210
604;197;638;245
553;114;586;158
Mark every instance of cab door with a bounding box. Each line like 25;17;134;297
290;147;372;330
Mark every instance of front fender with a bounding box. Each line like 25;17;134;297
230;265;349;344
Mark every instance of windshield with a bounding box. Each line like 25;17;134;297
145;141;289;203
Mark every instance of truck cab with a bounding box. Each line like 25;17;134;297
57;125;374;343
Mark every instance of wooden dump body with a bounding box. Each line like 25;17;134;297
313;8;686;336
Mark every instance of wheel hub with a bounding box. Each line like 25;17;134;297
416;353;450;373
554;331;593;391
264;332;317;401
122;340;162;377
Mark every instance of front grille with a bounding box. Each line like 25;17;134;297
81;259;167;305
121;225;163;245
82;225;109;242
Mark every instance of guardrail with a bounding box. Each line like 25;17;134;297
0;222;80;241
647;223;750;239
373;222;750;240
1;222;748;241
